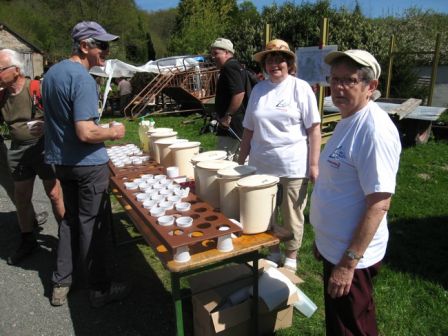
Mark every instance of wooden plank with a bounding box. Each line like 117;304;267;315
387;98;422;120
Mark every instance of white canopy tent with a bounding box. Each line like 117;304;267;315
90;56;202;117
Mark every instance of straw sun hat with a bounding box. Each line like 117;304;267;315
253;39;295;63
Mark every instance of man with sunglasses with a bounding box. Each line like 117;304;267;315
310;50;401;335
42;21;129;308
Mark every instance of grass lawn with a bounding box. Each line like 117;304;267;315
103;114;448;336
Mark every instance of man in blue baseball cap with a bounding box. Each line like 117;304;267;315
71;21;119;42
43;21;129;308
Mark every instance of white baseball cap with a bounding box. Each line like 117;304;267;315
325;49;381;79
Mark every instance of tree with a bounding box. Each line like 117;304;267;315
168;0;238;55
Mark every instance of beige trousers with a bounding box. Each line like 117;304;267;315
278;177;309;251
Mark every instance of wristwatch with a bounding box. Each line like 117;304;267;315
345;249;363;261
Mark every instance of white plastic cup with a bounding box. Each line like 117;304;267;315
154;174;167;182
150;206;165;217
136;193;148;202
124;182;138;190
174;245;191;263
26;120;44;130
293;287;318;318
217;234;233;252
151;194;164;202
159;200;174;210
166;166;180;179
176;216;193;228
175;202;191;212
158;215;175;226
168;195;182;205
143;199;157;209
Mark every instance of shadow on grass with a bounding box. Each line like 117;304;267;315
385;215;448;289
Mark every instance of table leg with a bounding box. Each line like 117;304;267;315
171;272;184;336
251;254;259;336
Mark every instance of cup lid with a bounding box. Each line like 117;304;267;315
169;141;201;149
196;160;238;171
154;138;188;145
237;174;279;188
218;165;257;178
147;128;173;134
191;150;227;164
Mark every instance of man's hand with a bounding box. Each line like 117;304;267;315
219;115;231;128
110;123;125;140
327;262;355;298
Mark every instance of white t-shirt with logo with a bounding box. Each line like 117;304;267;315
310;101;401;268
243;75;320;178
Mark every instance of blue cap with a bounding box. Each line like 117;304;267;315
71;21;119;42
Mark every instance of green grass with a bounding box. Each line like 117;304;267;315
106;115;448;335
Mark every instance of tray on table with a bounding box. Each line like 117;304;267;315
110;173;243;251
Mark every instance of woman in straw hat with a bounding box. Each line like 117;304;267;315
238;39;321;271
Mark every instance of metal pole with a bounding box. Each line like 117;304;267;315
264;24;272;45
227;126;242;142
386;35;395;99
427;33;441;106
318;17;329;118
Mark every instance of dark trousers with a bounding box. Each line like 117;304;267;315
52;164;112;290
323;257;381;336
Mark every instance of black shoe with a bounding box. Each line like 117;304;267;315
89;282;131;308
7;239;38;265
34;211;49;227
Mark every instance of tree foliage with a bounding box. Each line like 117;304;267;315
168;0;238;55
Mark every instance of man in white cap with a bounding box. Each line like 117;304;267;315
42;21;128;307
310;50;401;335
210;37;248;161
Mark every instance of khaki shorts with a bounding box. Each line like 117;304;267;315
8;138;56;182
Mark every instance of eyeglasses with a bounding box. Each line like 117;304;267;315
326;76;365;87
88;40;109;51
0;65;15;73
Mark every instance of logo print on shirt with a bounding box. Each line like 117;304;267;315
275;99;288;107
327;145;345;168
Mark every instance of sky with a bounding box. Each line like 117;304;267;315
135;0;448;18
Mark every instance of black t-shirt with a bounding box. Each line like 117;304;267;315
215;58;246;138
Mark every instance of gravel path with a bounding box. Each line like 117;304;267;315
0;152;179;336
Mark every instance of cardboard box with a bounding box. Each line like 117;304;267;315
189;262;300;336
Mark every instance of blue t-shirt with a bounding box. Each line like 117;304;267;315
42;60;108;165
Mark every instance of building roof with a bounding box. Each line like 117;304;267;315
0;22;43;54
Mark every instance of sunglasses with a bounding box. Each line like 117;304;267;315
88;40;109;51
